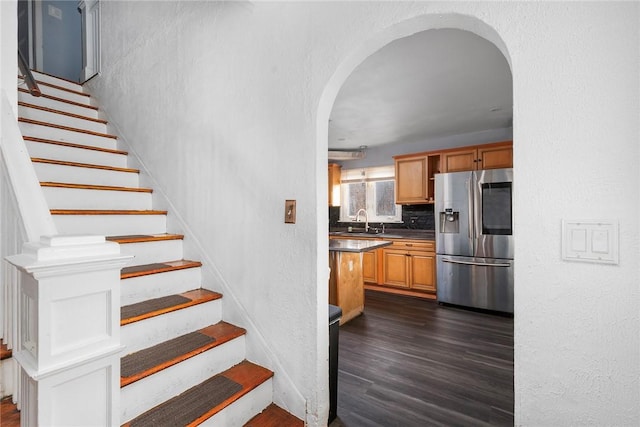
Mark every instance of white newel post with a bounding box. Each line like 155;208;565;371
6;235;131;426
78;0;101;82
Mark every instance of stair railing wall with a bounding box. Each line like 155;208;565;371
0;89;56;404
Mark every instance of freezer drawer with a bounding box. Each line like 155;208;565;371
437;255;513;313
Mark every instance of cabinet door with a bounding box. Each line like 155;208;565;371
395;157;427;204
362;250;377;284
382;249;410;288
328;163;341;206
442;149;478;172
478;145;513;170
409;252;436;293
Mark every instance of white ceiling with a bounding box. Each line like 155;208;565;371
328;28;513;150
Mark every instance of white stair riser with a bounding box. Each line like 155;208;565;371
18;91;99;119
120;337;246;423
36;84;92;105
43;187;152;210
33;163;139;188
201;380;273;427
27;141;127;168
53;213;166;235
121;267;201;306
19;105;107;134
19;122;117;151
118;240;184;269
121;299;222;354
32;71;84;92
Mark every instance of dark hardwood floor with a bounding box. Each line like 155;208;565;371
330;290;513;427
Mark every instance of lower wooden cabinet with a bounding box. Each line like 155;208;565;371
330;235;436;298
382;243;436;293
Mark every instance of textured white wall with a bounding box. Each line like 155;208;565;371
1;0;17;112
87;1;639;426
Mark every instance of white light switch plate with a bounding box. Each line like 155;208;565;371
562;220;619;264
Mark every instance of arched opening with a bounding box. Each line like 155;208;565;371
317;14;514;425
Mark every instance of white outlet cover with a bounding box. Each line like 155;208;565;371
562;220;619;264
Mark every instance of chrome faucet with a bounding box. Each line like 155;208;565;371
355;209;369;232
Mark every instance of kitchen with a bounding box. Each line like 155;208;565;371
326;27;514;425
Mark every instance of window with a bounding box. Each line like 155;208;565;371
339;166;402;223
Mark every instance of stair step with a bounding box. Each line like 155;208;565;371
51;209;167;235
30;81;92;105
37;80;89;98
108;234;184;244
121;289;221;326
123;360;273;427
31;70;84;91
41;182;151;193
121;260;202;280
19;101;106;124
32;157;138;173
244;404;304;427
19;117;115;139
19;103;107;134
0;339;11;360
121;322;245;387
109;235;185;271
19;88;100;118
33;158;139;188
0;397;19;427
42;182;153;210
20;120;117;150
25;135;126;156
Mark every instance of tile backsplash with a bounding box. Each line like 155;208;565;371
329;204;435;230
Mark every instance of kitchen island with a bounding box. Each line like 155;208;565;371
329;239;392;324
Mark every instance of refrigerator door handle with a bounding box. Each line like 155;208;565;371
442;258;511;268
467;177;474;239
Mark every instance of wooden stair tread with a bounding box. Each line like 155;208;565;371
107;234;184;244
1;397;20;427
0;339;12;360
18;118;117;139
19;101;107;124
41;182;152;193
31;70;84;88
37;80;90;97
51;209;166;215
121;260;202;279
19;87;99;111
121;289;221;326
32;157;139;173
24;136;127;155
122;360;273;427
121;321;246;387
244;404;304;427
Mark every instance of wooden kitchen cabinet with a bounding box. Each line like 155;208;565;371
362;250;378;284
441;141;513;173
382;240;436;293
394;154;440;204
328;163;341;206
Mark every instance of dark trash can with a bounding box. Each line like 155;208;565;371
328;304;342;424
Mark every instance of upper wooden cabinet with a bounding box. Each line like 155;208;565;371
441;141;513;173
394;154;440;204
328;163;341;206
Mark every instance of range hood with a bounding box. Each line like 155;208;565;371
328;146;367;161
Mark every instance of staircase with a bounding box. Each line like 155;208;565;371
11;71;303;426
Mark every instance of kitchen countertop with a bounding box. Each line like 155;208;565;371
329;228;435;241
329;239;393;253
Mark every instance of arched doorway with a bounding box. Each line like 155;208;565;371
317;14;514;425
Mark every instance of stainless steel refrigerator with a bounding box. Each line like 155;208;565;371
435;168;514;313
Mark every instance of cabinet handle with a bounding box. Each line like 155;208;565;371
405;243;413;247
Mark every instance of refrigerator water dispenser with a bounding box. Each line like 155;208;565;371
439;209;459;233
